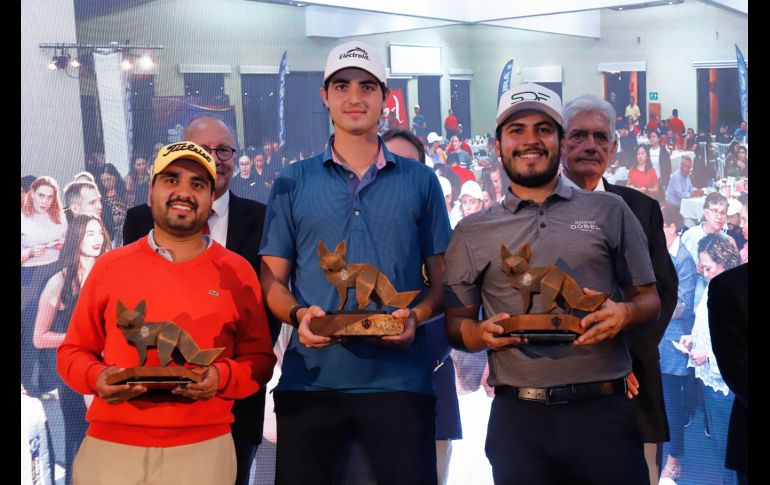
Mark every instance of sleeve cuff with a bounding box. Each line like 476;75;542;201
214;362;231;392
86;363;109;392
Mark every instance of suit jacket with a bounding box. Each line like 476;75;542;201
708;263;748;472
605;179;678;442
123;191;278;444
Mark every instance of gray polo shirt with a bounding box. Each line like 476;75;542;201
444;178;655;388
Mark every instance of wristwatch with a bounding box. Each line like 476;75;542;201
289;305;305;328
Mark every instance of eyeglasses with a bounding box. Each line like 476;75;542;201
705;207;727;217
199;145;236;162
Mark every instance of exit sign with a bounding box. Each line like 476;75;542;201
649;92;659;101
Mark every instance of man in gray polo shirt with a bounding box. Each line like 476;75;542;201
444;83;660;485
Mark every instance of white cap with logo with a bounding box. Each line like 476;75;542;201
324;41;386;84
496;83;563;129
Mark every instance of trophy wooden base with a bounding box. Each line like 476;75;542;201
310;311;404;337
498;314;584;343
105;366;207;390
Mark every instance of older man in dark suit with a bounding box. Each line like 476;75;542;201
560;94;678;485
708;263;748;485
123;115;279;485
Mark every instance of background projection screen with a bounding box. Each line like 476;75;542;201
389;43;442;75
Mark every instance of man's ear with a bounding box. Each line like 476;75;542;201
320;86;329;110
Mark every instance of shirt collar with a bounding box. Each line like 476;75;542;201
560;172;606;192
212;189;230;217
147;229;212;262
322;134;394;170
668;236;680;258
502;176;573;213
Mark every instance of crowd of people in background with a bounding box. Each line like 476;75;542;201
21;96;747;485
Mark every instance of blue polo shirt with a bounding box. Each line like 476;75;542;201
260;137;452;394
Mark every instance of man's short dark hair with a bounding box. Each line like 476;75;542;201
672;109;679;117
322;77;388;101
382;128;426;163
703;191;728;209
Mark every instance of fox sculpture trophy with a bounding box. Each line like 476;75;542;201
106;300;225;387
498;244;609;342
310;240;421;337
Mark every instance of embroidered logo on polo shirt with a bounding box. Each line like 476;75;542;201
208;290;219;296
570;220;602;232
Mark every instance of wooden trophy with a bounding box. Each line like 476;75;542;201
498;244;610;343
309;241;420;337
105;300;225;389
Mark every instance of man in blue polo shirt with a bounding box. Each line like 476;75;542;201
444;83;660;484
259;40;451;485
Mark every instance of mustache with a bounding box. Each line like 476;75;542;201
511;149;547;157
166;197;198;210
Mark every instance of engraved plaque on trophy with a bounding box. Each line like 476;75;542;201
309;241;420;337
498;244;610;343
105;300;224;389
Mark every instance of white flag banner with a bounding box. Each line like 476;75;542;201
93;51;132;177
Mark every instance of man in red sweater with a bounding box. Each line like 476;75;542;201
57;142;276;484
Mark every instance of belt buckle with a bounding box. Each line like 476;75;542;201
546;385;573;405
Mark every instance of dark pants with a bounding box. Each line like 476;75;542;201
231;389;267;485
661;373;689;457
703;386;737;485
59;383;88;485
274;390;437;485
486;392;649;485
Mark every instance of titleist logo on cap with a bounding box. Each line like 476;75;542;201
339;47;370;61
162;143;213;164
510;90;551;104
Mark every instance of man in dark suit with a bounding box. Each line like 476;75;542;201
123;115;279;485
560;94;678;484
708;263;748;485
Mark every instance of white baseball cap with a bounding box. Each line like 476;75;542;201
324;41;386;84
459;180;483;201
727;197;743;216
438;176;452;197
496;82;563;129
427;132;443;144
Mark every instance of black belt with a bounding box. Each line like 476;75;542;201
495;378;626;405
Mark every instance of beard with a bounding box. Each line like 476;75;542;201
151;197;207;235
501;148;561;188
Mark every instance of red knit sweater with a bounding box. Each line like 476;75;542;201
57;237;276;447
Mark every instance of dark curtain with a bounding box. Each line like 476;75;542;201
183;73;225;99
696;69;711;133
418;75;441;136
79;94;103;161
130;74;155;159
604;72;630;121
285;71;329;158
696;68;742;135
538;82;563;100
450;80;471;139
241;74;279;149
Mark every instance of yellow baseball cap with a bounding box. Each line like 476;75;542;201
152;141;217;183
